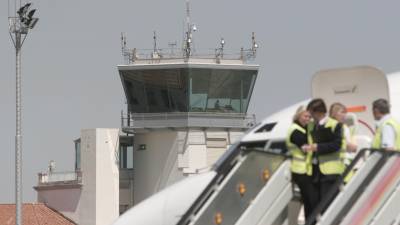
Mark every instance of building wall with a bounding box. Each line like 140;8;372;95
94;129;120;225
36;128;120;225
133;130;182;204
78;129;97;225
37;188;82;223
133;128;245;205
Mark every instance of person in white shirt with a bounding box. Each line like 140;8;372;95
371;98;400;150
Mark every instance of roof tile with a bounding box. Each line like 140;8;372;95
0;203;77;225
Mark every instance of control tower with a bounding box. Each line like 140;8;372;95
118;2;259;204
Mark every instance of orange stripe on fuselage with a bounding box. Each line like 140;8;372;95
347;105;367;113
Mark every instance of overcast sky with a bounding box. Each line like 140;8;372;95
1;0;400;202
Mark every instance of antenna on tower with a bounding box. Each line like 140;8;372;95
121;32;130;63
152;31;161;59
186;0;191;36
215;38;225;61
121;32;127;55
241;32;258;61
251;32;258;55
153;31;158;54
183;0;196;59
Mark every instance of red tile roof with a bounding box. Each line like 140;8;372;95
0;203;77;225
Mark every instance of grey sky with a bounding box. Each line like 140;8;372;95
1;0;400;202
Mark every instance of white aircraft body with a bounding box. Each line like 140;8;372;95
113;65;400;225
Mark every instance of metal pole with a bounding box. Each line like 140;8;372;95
9;5;38;225
15;30;22;225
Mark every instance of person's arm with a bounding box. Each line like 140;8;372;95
316;123;343;155
381;124;396;149
290;129;308;149
343;125;357;152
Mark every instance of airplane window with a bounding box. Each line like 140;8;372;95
255;122;277;133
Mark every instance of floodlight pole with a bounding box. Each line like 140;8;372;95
15;32;22;225
9;4;38;224
9;17;24;225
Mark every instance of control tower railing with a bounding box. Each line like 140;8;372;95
121;112;256;130
123;48;257;63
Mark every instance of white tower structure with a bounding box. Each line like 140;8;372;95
119;1;259;204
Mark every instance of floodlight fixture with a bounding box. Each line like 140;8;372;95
17;4;39;29
27;8;35;18
17;3;31;17
27;17;38;29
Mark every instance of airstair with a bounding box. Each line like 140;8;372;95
177;139;400;225
310;149;400;225
177;140;299;225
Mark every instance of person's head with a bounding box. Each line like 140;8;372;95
293;106;311;127
306;98;327;122
329;102;347;123
372;98;390;120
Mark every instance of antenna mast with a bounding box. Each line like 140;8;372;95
153;31;157;53
186;0;190;35
183;0;196;59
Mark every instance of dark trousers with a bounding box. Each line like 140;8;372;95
292;173;319;222
312;164;341;213
298;165;341;225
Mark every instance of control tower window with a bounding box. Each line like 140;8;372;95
120;68;257;114
189;68;256;113
121;69;188;113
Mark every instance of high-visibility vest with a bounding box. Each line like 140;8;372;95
286;123;312;175
372;118;400;150
307;117;346;175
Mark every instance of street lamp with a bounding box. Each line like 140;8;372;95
8;2;38;225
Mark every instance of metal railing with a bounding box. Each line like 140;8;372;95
37;171;82;185
122;48;257;65
305;148;400;225
121;111;257;129
177;139;287;225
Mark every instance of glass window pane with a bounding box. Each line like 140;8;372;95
75;141;81;171
119;145;134;169
189;69;210;112
121;67;257;114
189;68;257;113
121;69;188;113
127;146;133;169
119;146;127;169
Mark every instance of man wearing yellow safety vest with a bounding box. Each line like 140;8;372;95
302;99;345;214
371;98;400;150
